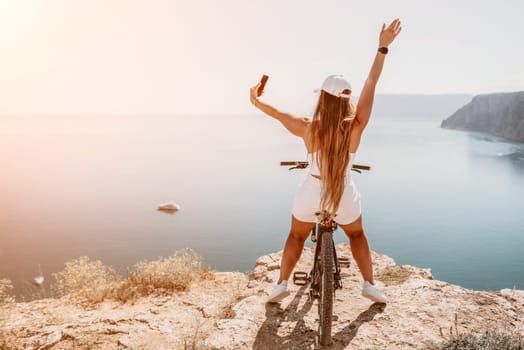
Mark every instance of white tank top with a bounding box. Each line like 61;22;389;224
307;152;357;176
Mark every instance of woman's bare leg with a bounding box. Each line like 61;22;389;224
339;215;374;284
277;215;316;284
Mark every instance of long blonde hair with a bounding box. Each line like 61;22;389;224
309;90;356;215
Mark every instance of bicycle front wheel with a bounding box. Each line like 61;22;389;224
319;231;334;346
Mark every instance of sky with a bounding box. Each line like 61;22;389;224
0;0;522;115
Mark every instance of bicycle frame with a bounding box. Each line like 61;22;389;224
282;159;367;345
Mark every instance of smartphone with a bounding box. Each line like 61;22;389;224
257;74;269;97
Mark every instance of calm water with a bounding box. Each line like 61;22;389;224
1;113;523;298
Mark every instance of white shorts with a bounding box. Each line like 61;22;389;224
291;174;362;225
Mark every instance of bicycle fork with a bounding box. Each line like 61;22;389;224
292;226;349;294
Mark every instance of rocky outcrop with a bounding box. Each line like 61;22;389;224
1;245;523;349
441;91;524;142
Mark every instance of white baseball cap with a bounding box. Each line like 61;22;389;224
314;74;352;98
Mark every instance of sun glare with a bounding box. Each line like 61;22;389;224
0;1;41;43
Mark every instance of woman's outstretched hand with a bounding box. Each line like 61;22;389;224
379;18;402;47
250;82;262;106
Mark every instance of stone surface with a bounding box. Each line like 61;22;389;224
1;245;523;349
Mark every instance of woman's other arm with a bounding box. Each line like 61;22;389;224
354;19;402;133
249;81;309;138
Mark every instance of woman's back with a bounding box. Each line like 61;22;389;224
307;151;357;177
303;118;362;154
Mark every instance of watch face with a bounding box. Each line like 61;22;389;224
379;47;388;54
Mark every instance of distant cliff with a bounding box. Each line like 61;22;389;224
441;92;524;142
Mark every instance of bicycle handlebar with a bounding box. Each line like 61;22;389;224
280;161;308;166
280;161;371;171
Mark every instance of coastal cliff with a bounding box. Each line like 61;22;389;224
1;245;523;349
441;91;524;142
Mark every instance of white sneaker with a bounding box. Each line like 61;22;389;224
362;281;387;303
266;280;290;303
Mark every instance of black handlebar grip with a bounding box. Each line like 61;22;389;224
280;161;309;166
352;164;371;171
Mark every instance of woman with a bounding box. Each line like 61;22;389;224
250;19;402;304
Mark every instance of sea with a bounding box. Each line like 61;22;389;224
1;103;523;298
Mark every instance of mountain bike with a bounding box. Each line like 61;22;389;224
280;160;370;346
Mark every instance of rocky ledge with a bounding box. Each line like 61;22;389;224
1;245;523;349
441;91;524;142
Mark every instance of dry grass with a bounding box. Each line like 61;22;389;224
0;279;14;304
52;249;212;304
0;299;20;350
182;319;209;350
422;312;524;350
424;331;524;350
52;256;119;303
217;278;245;319
112;249;206;303
375;265;414;286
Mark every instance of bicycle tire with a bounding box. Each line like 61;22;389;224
318;231;334;346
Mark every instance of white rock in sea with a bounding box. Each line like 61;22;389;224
33;276;44;286
33;264;44;286
157;201;181;212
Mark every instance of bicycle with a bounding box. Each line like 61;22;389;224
280;160;371;346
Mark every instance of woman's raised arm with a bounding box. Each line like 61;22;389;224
354;19;402;133
249;81;309;138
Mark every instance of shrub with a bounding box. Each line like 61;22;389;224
425;331;524;350
52;249;210;304
52;256;118;303
423;313;524;350
0;279;14;304
113;249;206;303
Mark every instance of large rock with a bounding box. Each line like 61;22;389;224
441;91;524;142
1;245;523;349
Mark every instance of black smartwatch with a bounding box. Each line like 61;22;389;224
378;47;389;54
